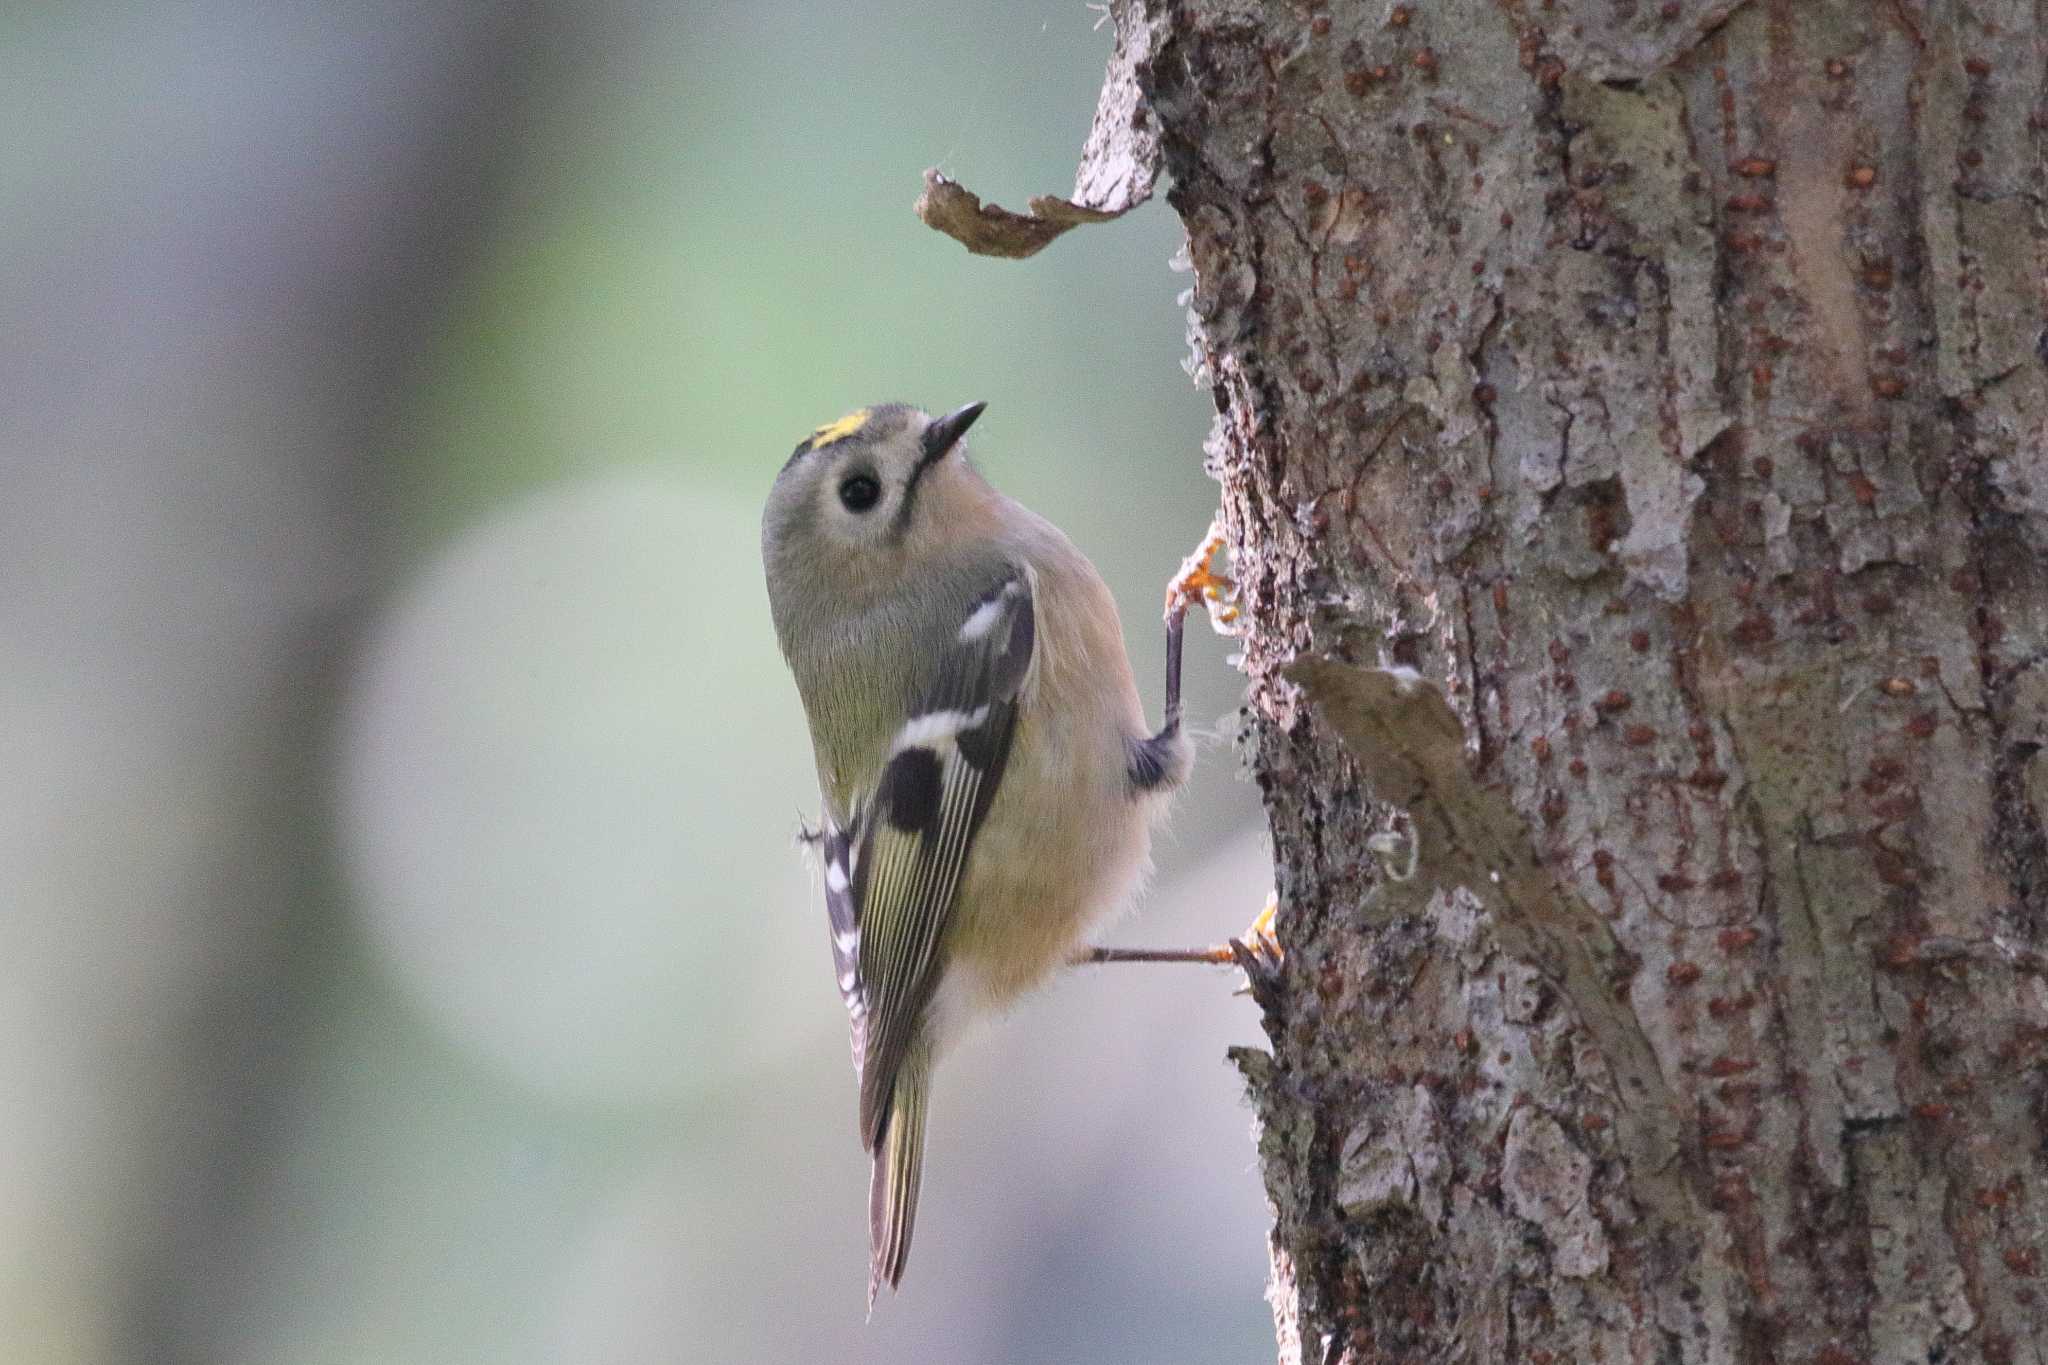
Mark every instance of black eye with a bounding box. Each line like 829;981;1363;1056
838;474;882;513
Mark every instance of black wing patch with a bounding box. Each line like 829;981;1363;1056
824;568;1035;1149
875;746;944;834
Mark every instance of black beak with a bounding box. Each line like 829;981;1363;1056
921;401;987;462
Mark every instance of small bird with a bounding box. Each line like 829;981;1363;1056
761;401;1192;1307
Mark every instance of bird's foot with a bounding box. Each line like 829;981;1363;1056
1233;891;1281;965
1227;892;1285;1005
1165;517;1242;634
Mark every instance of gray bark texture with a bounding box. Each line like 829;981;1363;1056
1116;1;2048;1362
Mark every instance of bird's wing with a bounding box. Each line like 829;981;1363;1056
817;566;1036;1148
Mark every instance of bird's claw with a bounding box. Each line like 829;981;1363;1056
1242;892;1280;958
1227;892;1283;1001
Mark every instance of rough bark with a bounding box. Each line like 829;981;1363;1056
1120;2;2047;1362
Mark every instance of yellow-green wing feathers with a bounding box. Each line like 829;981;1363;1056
823;565;1035;1298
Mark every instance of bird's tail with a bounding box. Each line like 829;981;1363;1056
866;1051;931;1313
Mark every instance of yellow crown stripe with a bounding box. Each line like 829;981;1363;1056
810;408;872;448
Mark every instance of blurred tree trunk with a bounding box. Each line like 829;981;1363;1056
76;9;564;1362
1140;2;2048;1361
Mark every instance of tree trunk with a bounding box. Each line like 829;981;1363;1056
1139;2;2047;1361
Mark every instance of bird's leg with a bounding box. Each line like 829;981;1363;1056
1076;893;1281;969
1157;599;1185;743
1143;519;1237;751
1082;942;1234;965
1088;525;1268;970
1130;522;1236;795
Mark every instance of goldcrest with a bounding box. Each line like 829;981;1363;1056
761;401;1190;1306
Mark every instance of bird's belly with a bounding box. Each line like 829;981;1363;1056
941;781;1151;1013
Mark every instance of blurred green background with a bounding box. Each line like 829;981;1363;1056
1;1;1272;1361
